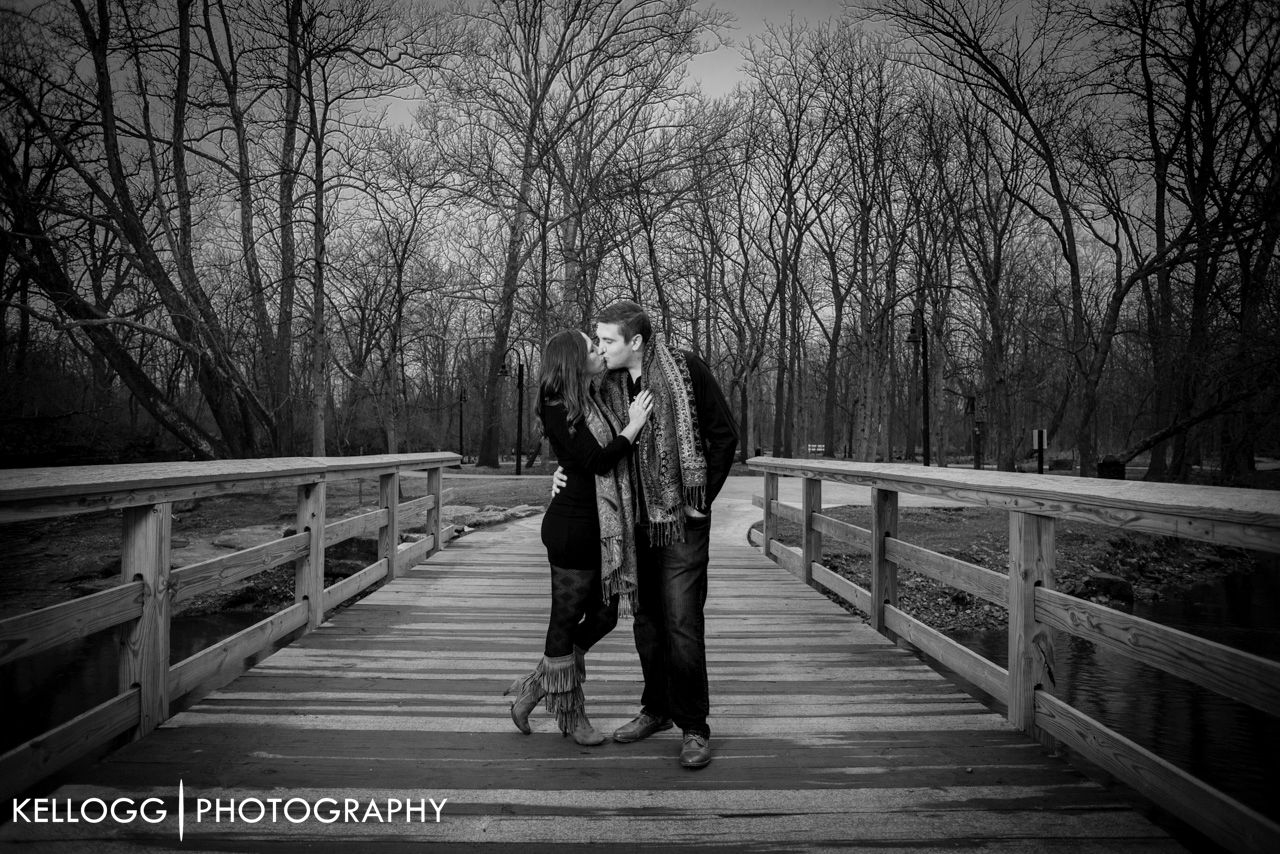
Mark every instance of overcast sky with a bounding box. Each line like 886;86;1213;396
688;0;851;96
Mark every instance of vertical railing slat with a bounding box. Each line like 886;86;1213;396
1008;510;1056;742
870;487;898;636
427;466;443;558
801;477;822;586
119;502;171;738
295;481;326;631
380;471;401;579
762;472;779;557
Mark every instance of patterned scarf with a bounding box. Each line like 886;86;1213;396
601;334;706;546
582;392;639;616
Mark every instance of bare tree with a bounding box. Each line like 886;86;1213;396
807;27;921;461
335;126;449;452
201;0;301;454
1;0;274;457
445;0;720;468
291;0;448;453
1079;0;1280;480
863;0;1120;470
744;18;844;459
923;87;1043;470
707;92;780;461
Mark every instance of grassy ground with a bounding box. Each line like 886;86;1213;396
437;472;556;509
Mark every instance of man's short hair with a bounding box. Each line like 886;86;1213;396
596;300;652;343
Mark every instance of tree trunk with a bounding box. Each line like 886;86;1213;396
559;210;583;326
275;0;304;454
1220;179;1278;479
202;0;282;454
477;163;535;468
771;272;788;457
308;75;327;456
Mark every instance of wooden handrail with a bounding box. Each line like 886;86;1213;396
747;456;1280;854
748;457;1280;549
0;453;457;522
0;452;458;800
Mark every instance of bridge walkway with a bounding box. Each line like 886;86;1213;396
4;518;1184;851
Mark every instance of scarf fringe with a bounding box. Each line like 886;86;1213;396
601;536;637;619
685;485;706;511
602;575;637;619
646;509;687;547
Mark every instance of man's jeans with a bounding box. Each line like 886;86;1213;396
633;514;711;737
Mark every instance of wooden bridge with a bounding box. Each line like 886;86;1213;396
1;455;1277;851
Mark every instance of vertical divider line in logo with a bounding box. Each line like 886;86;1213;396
179;780;185;841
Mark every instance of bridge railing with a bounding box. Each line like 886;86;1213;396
747;457;1280;854
0;452;458;800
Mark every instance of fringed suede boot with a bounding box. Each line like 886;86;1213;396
503;670;545;735
540;652;607;746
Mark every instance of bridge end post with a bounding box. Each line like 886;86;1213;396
762;472;778;561
427;466;442;557
870;488;898;637
1008;511;1056;746
295;481;326;631
801;477;821;586
380;472;401;579
119;502;171;739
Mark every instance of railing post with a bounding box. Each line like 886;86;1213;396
295;481;326;631
801;476;822;585
1008;511;1056;740
869;488;898;636
762;472;778;559
427;465;443;558
119;502;171;739
380;471;401;579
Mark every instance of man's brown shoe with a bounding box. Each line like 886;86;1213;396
612;711;673;743
679;731;711;769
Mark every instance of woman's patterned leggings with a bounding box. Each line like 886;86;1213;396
543;564;619;658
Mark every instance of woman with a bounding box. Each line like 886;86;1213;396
504;330;653;745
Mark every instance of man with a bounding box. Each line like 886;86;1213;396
556;300;738;769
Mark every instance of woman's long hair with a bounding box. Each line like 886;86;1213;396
538;330;593;428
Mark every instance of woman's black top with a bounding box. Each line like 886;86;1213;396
539;390;632;570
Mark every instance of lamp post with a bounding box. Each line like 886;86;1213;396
497;351;525;475
906;315;931;466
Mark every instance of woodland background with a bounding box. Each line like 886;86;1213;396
1;0;1276;481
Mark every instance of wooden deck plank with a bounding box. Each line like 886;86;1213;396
1;525;1185;851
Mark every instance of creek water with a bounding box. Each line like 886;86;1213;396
948;556;1280;823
